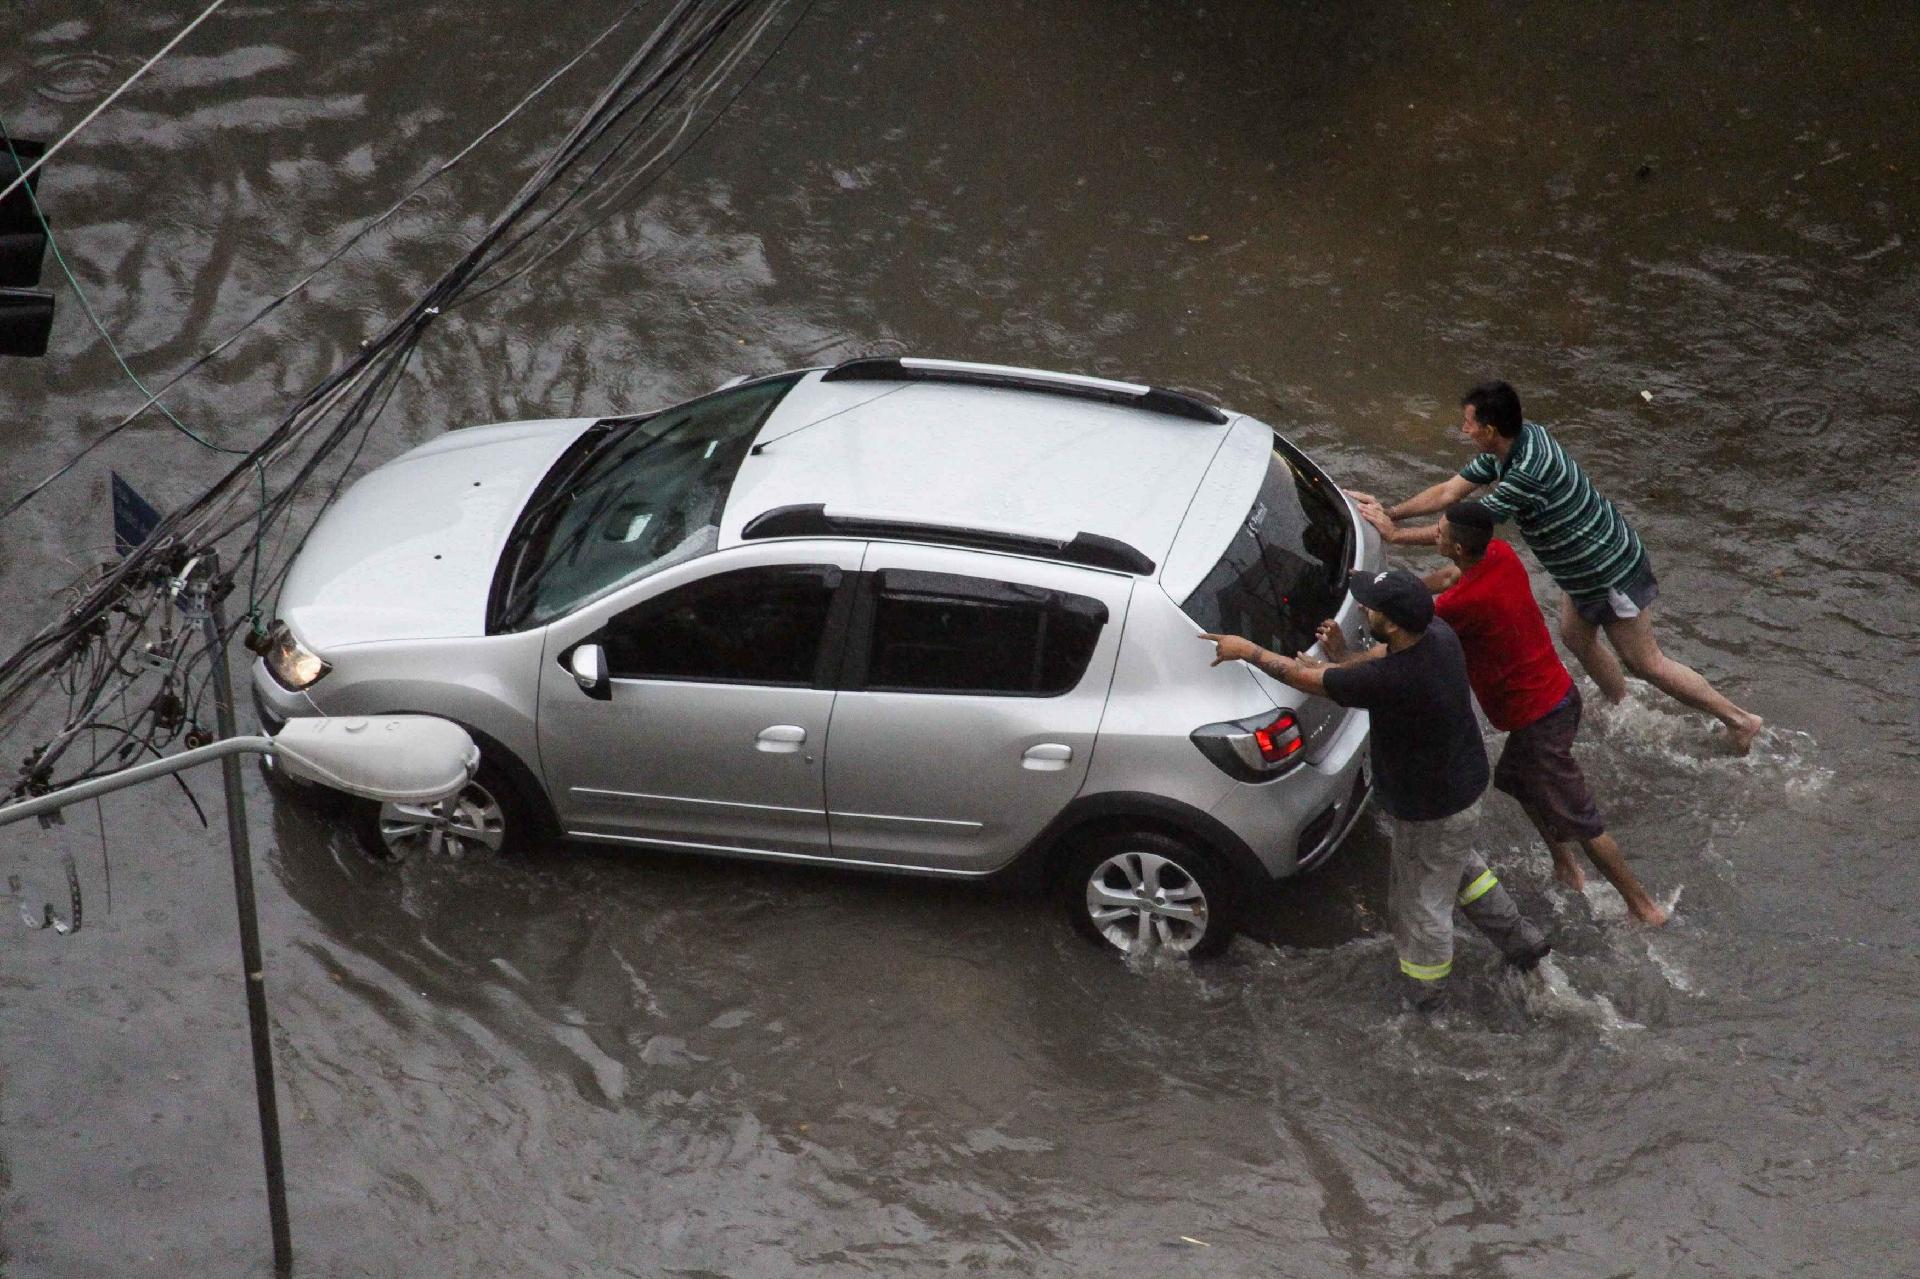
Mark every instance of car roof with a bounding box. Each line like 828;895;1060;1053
718;367;1243;577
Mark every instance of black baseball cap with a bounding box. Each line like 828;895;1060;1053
1349;567;1433;633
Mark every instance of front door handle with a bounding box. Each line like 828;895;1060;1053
1022;743;1072;771
756;724;807;753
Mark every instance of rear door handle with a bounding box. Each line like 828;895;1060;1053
756;724;807;753
1022;743;1072;771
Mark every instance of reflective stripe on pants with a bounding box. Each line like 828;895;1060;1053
1389;812;1542;986
1458;869;1499;906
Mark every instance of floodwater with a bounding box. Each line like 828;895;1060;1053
2;1;1917;1274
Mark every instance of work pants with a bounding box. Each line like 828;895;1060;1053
1388;811;1544;1002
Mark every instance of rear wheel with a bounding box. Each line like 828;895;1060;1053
1059;830;1237;959
351;759;533;862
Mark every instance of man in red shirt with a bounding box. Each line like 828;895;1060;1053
1324;500;1666;924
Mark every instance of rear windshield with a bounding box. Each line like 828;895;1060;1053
1178;447;1351;656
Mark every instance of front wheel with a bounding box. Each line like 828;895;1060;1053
1059;831;1238;959
350;759;532;862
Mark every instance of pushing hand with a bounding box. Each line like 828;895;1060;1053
1357;502;1396;537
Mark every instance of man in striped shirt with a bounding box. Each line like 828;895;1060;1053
1350;381;1764;755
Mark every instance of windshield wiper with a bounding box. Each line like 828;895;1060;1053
486;421;626;633
503;418;639;545
489;419;691;632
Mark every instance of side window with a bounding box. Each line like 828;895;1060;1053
859;570;1108;696
603;565;840;685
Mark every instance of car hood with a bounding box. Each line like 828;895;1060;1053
278;418;597;650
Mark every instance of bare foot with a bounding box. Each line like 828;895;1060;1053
1726;712;1764;757
1629;899;1669;927
1552;855;1586;892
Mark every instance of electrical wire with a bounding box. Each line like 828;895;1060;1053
0;0;802;803
0;0;232;207
0;0;648;525
1;121;241;455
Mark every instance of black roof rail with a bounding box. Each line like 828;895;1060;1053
739;504;1156;576
820;356;1229;425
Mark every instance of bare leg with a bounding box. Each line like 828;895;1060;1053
1602;612;1763;754
1548;840;1587;891
1558;594;1627;704
1518;801;1587;890
1520;801;1665;924
1577;832;1668;926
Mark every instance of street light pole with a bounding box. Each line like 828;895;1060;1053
183;555;294;1276
1;609;477;1277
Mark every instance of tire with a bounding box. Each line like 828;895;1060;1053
1058;829;1238;959
349;757;535;863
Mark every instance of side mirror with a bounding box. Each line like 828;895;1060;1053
569;642;612;700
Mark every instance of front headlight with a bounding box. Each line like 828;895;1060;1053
263;621;331;691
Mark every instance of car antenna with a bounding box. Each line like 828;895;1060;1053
749;384;910;455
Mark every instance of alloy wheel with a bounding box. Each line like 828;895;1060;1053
374;781;506;861
1083;849;1210;954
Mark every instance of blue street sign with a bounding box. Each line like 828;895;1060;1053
111;470;162;557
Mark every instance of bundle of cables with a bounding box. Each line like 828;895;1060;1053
0;0;805;801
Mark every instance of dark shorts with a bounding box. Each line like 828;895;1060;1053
1493;687;1606;842
1572;555;1660;627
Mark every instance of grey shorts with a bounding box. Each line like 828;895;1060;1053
1573;555;1659;627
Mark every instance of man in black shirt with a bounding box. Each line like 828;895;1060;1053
1202;568;1549;1008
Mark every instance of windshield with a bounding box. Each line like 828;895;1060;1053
1178;446;1351;656
491;375;800;631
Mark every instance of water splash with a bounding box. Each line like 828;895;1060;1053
1658;883;1686;916
1523;957;1644;1032
1587;685;1832;801
1646;942;1698;995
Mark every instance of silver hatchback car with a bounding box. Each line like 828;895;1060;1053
254;358;1383;956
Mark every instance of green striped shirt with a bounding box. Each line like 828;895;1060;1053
1459;422;1645;602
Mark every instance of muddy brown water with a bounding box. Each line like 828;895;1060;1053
2;2;1917;1275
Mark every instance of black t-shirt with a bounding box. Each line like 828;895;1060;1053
1321;618;1488;821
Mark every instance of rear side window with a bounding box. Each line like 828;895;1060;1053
603;565;840;685
1180;448;1349;656
858;570;1107;697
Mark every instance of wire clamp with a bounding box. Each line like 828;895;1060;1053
9;854;82;935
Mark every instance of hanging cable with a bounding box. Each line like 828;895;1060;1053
0;0;804;803
0;0;232;206
1;120;240;454
0;0;649;525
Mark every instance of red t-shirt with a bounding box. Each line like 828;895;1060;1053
1433;539;1573;731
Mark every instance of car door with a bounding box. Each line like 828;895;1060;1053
536;540;862;858
823;546;1131;873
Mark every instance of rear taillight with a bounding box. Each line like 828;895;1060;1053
1253;711;1303;763
1192;707;1309;782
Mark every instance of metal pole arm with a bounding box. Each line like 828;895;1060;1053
0;736;273;829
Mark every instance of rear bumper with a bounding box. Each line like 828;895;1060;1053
1294;765;1371;874
1208;704;1370;880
